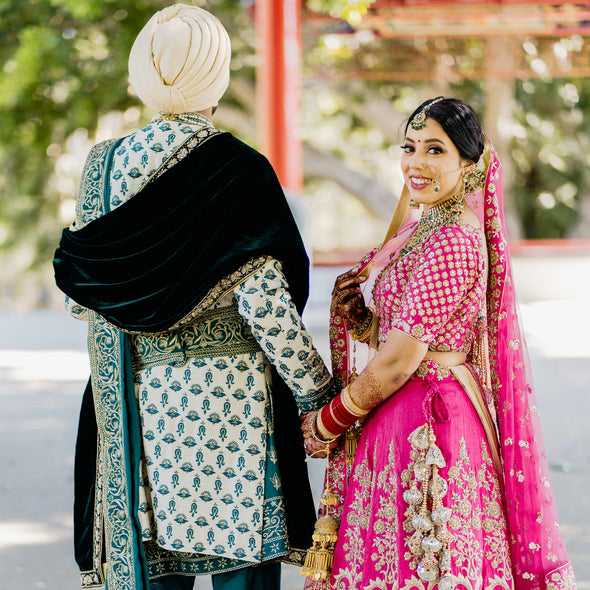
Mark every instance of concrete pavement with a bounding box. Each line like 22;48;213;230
0;256;588;589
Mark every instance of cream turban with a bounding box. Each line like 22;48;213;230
128;4;231;113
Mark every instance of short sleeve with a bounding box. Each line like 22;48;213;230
391;226;480;344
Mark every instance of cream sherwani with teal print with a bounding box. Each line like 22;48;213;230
134;257;331;565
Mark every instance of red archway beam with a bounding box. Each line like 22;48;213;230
305;66;590;82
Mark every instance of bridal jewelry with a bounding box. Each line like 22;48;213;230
400;194;464;257
152;111;213;127
410;97;445;131
464;167;486;194
409;198;420;209
301;417;339;582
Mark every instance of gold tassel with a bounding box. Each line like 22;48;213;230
301;444;339;581
300;515;339;581
345;423;362;465
320;477;338;507
320;447;338;506
301;333;364;581
345;336;362;466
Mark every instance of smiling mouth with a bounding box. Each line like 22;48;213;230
410;176;432;188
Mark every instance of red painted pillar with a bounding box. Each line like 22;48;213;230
256;0;303;192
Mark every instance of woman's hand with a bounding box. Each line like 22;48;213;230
332;268;367;326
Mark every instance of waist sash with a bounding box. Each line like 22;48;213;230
131;304;259;371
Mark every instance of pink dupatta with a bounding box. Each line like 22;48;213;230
479;142;574;589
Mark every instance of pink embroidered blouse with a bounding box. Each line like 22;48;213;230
373;223;486;353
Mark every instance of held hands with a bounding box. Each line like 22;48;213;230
300;411;338;459
332;268;368;327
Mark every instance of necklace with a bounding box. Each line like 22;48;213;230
371;193;465;305
152;111;213;128
399;194;464;257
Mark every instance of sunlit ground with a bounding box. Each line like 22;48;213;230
0;350;89;383
0;521;71;550
521;300;590;358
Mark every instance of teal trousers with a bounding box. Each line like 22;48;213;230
147;562;281;590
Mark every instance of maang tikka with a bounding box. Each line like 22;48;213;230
410;97;445;131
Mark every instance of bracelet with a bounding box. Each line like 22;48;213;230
341;386;369;418
319;390;363;437
310;412;339;444
350;308;375;343
316;410;341;440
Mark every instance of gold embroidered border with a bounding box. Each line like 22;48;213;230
88;312;137;590
76;139;121;229
147;125;222;185
80;439;105;588
131;303;260;371
166;256;272;332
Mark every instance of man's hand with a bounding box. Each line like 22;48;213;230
300;411;338;459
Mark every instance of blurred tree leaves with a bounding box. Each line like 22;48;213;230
0;0;256;305
513;76;590;238
1;0;589;306
0;0;166;270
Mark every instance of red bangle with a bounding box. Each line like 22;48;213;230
319;393;359;437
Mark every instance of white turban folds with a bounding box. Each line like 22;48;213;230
128;4;231;113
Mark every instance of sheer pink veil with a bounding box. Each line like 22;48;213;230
476;140;574;589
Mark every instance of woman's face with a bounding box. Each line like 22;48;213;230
401;117;469;206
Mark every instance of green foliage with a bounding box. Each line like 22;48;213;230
306;0;377;24
0;0;254;289
513;77;590;238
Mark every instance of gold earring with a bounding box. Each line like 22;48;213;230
463;168;485;194
409;198;420;209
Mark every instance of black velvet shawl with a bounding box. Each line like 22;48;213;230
54;132;317;571
54;132;309;331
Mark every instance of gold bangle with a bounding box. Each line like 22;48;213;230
350;308;375;343
341;387;369;418
313;413;339;443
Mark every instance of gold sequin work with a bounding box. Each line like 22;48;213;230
373;224;486;353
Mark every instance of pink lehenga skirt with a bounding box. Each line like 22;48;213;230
325;364;514;590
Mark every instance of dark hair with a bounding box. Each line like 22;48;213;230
405;97;484;163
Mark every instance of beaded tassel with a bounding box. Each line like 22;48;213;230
345;337;362;465
404;424;454;590
472;314;493;392
301;443;339;581
302;332;364;582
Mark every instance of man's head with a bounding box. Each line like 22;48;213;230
128;4;231;114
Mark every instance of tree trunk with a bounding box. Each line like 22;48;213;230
567;194;590;239
303;144;397;219
483;38;523;240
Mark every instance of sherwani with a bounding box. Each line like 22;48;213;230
58;118;332;588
